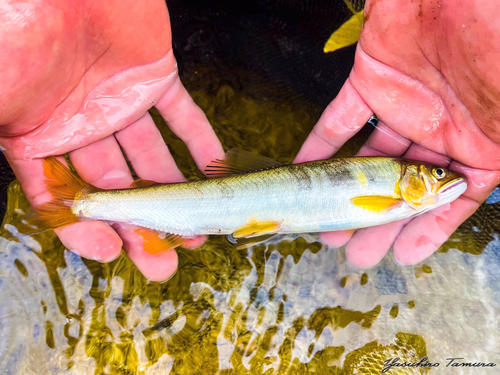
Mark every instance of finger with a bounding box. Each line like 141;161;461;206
61;136;135;261
69;136;134;189
402;143;451;166
155;75;225;172
393;198;477;265
5;156;65;207
452;162;500;201
182;235;208;249
345;219;411;269
55;222;123;262
115;112;185;183
294;78;373;163
356;121;411;157
394;164;500;265
113;223;178;282
350;47;450;148
319;230;355;249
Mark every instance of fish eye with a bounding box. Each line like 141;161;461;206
432;167;446;179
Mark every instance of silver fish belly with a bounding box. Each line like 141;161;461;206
73;158;417;236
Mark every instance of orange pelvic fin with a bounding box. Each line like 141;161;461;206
350;195;402;212
232;219;282;239
130;179;158;188
135;227;186;255
24;157;100;234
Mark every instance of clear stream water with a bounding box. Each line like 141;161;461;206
1;81;499;374
1;1;500;371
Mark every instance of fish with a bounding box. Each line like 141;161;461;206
28;149;467;253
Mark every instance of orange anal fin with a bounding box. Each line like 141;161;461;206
130;179;158;188
135;227;186;254
350;196;402;212
232;220;282;239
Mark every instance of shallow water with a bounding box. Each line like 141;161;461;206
2;0;500;372
2;79;500;374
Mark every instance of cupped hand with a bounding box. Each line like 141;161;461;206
295;0;500;268
0;0;224;281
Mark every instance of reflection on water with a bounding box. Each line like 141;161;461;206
2;78;500;374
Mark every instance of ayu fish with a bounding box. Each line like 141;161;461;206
30;149;467;253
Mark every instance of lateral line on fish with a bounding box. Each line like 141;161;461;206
20;153;467;255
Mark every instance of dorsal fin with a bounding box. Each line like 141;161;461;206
205;149;285;177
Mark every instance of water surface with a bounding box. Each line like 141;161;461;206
1;0;500;372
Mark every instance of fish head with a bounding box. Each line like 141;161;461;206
400;162;468;210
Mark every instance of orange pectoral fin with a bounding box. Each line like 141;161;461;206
232;220;282;239
135;227;186;254
350;196;402;212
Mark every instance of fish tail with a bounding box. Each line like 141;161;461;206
27;157;99;233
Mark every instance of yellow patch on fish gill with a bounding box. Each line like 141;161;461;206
401;176;426;208
394;178;401;197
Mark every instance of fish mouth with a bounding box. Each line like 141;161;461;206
438;178;467;195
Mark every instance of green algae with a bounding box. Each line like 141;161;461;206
389;304;399;319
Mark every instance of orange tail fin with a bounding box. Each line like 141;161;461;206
26;157;99;233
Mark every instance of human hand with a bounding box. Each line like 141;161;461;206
295;0;500;268
0;0;224;281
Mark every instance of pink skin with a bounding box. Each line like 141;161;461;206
295;0;500;268
2;0;499;280
0;0;224;282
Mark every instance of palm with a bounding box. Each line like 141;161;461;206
295;0;500;267
0;0;223;281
